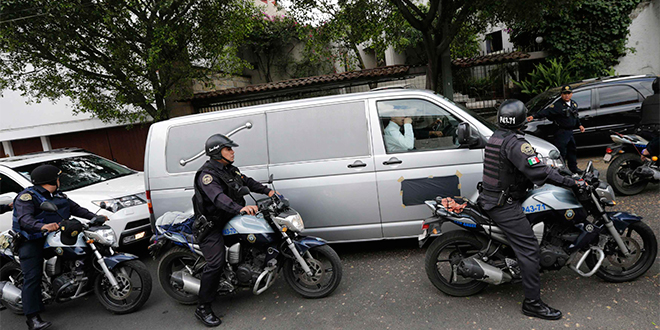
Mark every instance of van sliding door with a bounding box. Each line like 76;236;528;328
266;101;382;242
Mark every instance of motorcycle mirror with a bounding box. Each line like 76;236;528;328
548;150;561;160
585;160;593;174
40;201;59;213
237;186;250;197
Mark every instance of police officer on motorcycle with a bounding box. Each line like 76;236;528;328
192;134;277;327
12;165;104;330
478;100;582;320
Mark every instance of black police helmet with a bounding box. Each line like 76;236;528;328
497;99;527;129
205;134;239;160
652;77;659;94
31;164;62;185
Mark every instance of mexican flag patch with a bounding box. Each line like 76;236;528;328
527;156;541;166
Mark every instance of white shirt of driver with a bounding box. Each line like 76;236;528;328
383;121;414;152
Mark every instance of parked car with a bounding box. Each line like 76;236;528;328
0;149;152;253
524;75;658;148
144;88;564;243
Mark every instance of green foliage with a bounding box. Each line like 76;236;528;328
0;0;255;123
509;0;642;77
514;59;582;95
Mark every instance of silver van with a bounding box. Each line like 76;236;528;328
144;89;563;243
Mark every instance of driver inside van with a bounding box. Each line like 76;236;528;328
383;106;446;153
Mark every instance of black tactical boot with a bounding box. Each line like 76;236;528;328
195;304;222;327
26;314;52;330
522;299;563;320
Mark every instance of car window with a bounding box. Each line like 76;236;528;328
376;99;461;154
13;155;135;192
599;85;641;109
526;88;561;115
571;90;591;111
267;101;370;163
0;173;23;194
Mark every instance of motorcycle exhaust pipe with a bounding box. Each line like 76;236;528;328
0;281;22;305
170;271;200;295
457;258;512;285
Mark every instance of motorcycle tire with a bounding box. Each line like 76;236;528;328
424;231;488;297
0;261;24;315
283;245;342;299
586;222;657;283
158;246;202;305
607;153;648;196
94;260;152;314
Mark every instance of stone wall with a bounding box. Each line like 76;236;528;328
614;1;660;75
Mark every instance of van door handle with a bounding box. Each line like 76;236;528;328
348;161;367;168
383;158;402;165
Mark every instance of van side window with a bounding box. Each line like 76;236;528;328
377;99;461;153
0;173;23;194
267;102;370;163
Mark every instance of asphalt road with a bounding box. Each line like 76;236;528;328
1;154;658;330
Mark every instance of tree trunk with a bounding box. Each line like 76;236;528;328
422;32;439;91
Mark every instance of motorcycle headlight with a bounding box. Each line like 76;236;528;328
596;183;616;204
85;227;118;247
274;210;305;232
92;193;146;213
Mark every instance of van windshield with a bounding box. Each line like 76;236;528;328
14;155;135;191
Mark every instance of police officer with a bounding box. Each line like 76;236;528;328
12;165;105;330
192;134;276;327
527;85;586;174
479;100;583;320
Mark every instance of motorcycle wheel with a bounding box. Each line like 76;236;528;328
425;231;488;297
586;222;657;283
283;245;342;299
607;153;648;195
0;262;24;315
94;260;152;314
157;247;201;305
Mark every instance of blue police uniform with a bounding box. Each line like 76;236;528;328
192;160;271;306
534;98;582;173
12;186;95;316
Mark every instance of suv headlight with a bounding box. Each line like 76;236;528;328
274;210;305;232
93;193;146;213
85;227;118;247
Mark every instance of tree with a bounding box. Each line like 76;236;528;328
285;0;404;71
0;0;255;123
508;0;642;78
389;0;559;94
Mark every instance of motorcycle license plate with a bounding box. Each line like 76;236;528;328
603;153;612;162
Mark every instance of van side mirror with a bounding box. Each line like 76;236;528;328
457;123;481;148
40;201;59;212
237;186;250;197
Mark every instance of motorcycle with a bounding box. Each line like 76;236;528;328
0;201;152;314
149;179;342;304
419;156;657;297
604;131;659;195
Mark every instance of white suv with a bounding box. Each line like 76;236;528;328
0;148;151;250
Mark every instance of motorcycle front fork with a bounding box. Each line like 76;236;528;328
590;192;631;257
89;243;121;289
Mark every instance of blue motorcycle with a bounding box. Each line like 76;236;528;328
0;202;152;314
149;189;342;304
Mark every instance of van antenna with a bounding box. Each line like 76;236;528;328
179;122;253;166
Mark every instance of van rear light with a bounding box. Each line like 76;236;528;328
146;190;153;214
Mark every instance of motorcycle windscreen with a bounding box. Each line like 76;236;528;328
401;175;461;206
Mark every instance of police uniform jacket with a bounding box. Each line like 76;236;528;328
12;185;96;239
535;99;582;130
478;129;576;210
194;160;272;225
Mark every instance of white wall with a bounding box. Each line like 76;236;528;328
478;23;515;55
615;0;660;75
0;89;122;143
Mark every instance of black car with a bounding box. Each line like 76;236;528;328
524;75;658;148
